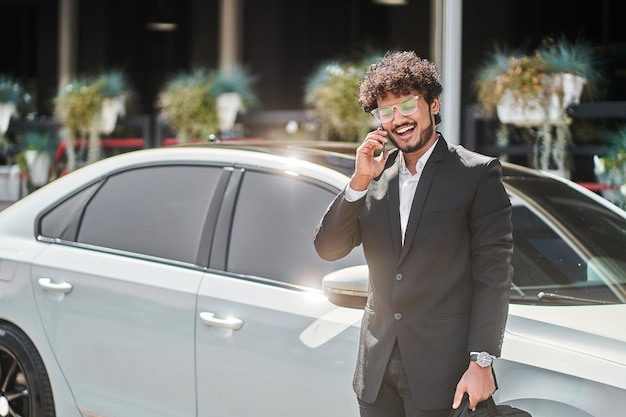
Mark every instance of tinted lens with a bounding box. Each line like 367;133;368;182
377;106;395;122
371;96;419;123
398;97;418;114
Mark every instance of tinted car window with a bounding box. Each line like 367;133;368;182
77;165;222;264
227;170;365;288
40;182;101;241
510;199;624;305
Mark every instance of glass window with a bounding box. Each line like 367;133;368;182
39;182;101;241
77;166;222;264
227;171;365;288
510;203;624;304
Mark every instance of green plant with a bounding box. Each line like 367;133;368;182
594;126;626;209
305;56;378;142
0;75;32;136
475;37;601;115
22;131;59;154
211;67;258;110
158;69;219;143
96;71;129;98
54;71;131;169
475;51;548;115
54;78;102;136
0;75;28;104
474;36;602;176
539;36;602;96
17;131;59;190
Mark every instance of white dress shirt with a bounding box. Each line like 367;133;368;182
345;139;438;244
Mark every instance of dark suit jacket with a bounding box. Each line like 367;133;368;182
314;136;514;410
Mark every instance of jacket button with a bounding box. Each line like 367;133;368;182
394;313;402;320
395;273;403;281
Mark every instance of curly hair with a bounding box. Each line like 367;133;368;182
357;51;443;123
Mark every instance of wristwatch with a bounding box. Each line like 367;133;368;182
470;351;495;368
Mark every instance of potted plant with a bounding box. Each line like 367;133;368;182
97;71;129;136
474;36;602;177
0;75;31;136
594;126;626;209
157;69;219;144
211;67;257;138
18;131;59;189
54;71;130;171
304;56;378;142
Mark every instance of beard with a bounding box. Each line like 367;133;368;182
388;116;435;154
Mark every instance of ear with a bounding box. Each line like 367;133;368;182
431;96;441;114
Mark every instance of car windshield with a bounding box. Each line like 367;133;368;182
505;175;626;305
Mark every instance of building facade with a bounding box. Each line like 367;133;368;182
2;0;625;146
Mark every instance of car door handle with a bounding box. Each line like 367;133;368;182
199;312;243;330
38;277;73;294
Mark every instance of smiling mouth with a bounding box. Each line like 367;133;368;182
394;123;416;135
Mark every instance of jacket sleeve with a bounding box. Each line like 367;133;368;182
467;159;514;357
314;190;365;261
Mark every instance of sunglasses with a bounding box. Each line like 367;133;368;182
371;95;420;123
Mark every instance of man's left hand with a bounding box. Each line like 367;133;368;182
452;362;496;410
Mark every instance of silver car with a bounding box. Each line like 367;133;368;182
0;143;624;417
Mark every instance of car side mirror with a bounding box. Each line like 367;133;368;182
322;265;368;309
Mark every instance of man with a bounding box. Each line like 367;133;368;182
314;51;514;417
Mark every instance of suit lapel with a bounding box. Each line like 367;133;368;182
398;138;446;265
384;158;403;258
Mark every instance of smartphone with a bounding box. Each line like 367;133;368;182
377;127;387;158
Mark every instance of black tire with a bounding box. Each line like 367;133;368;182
0;323;55;417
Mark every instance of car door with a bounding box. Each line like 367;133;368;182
31;164;225;417
196;167;365;417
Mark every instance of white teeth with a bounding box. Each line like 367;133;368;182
397;124;414;134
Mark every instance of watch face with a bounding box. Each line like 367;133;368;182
477;352;492;367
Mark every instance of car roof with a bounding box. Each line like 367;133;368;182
181;139;360;176
194;139;543;180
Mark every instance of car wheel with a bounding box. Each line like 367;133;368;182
0;323;55;417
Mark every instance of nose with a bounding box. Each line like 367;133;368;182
390;106;407;122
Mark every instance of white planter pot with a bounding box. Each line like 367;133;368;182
496;73;586;127
100;95;126;134
0;102;17;134
216;93;242;133
24;150;51;187
0;164;22;202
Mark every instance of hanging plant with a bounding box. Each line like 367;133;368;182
473;36;603;177
594;126;626;209
0;75;31;135
211;67;258;136
97;71;129;136
304;56;378;142
54;71;130;170
158;69;220;143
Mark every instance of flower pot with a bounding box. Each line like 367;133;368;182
100;95;126;134
24;150;51;187
0;102;16;134
0;164;22;201
216;92;242;134
496;73;586;127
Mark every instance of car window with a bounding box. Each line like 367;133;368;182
510;203;625;304
39;181;101;241
76;165;222;264
227;170;365;288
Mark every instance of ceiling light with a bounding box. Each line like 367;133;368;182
373;0;408;5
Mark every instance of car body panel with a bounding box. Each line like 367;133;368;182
30;243;200;417
196;272;360;417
